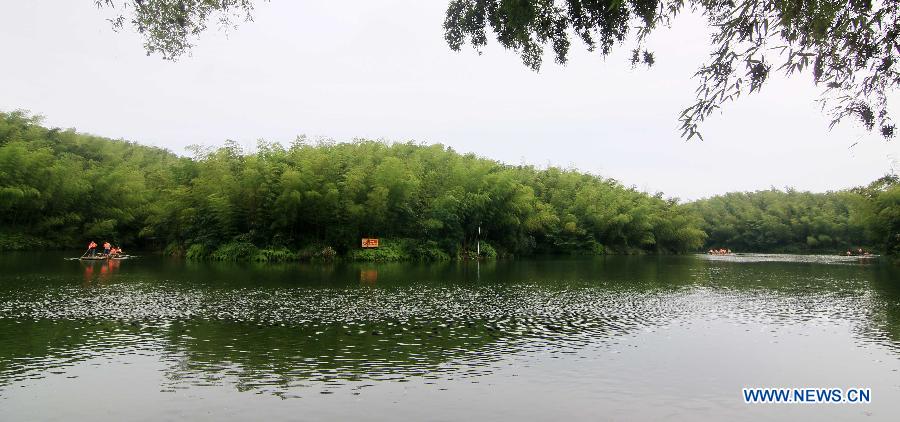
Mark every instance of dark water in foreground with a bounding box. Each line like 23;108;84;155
0;253;898;421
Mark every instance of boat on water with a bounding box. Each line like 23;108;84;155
79;255;131;261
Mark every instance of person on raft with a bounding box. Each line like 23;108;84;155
103;241;111;256
87;241;97;256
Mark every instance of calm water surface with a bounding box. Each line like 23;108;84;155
1;253;898;421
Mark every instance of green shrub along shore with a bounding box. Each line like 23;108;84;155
171;238;480;263
1;111;897;261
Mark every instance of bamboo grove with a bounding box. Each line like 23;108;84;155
0;111;896;260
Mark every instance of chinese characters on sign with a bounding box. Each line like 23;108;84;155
361;238;380;248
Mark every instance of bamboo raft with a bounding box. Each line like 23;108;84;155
79;255;131;261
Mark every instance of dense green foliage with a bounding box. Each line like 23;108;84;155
690;176;899;254
690;189;867;253
1;111;896;259
0;111;182;249
0;111;705;259
851;175;900;256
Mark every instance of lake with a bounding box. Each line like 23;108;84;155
0;253;898;421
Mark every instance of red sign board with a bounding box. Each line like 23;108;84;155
361;238;380;248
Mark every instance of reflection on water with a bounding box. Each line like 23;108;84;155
0;253;899;419
701;253;883;265
359;268;378;285
81;258;121;284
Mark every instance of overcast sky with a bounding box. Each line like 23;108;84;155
1;1;897;200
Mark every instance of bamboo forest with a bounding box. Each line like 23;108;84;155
2;111;896;261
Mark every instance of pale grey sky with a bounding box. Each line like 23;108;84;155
1;1;897;200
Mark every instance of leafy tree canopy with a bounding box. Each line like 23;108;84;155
95;0;257;60
443;0;899;141
93;0;899;141
1;110;896;257
0;110;707;257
